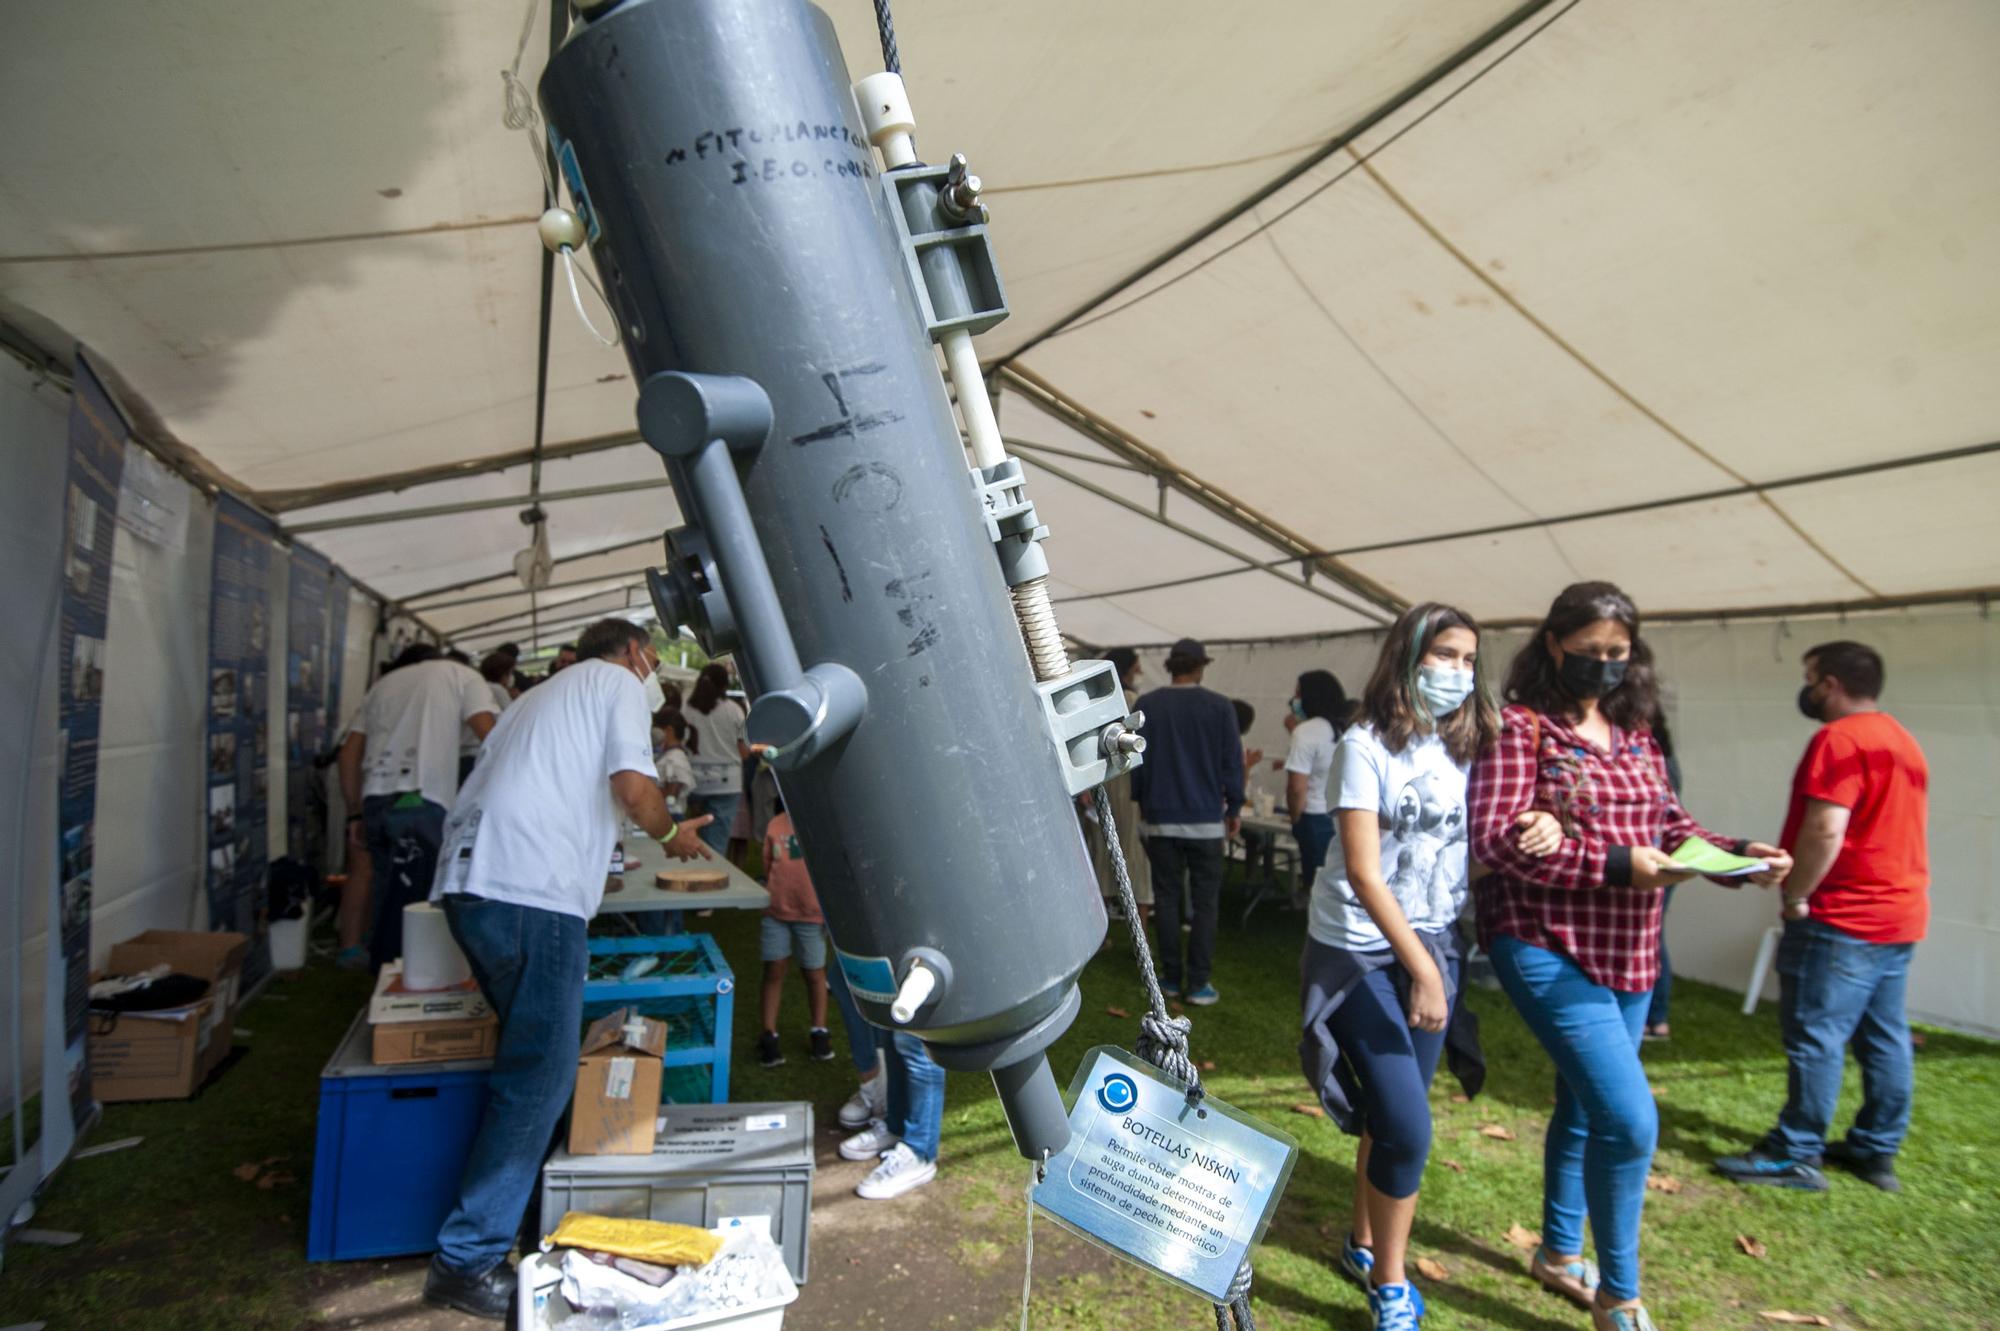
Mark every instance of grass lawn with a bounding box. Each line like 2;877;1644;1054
1;883;1993;1330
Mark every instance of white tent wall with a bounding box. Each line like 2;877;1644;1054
1190;605;1998;1035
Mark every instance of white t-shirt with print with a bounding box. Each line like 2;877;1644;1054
353;659;497;811
1283;716;1338;817
432;659;655;920
687;700;748;795
655;745;695;817
1308;725;1470;950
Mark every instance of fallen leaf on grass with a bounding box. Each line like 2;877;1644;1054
1736;1234;1768;1259
232;1163;261;1182
1757;1313;1831;1326
1504;1223;1541;1251
1441;1159;1465;1173
1478;1124;1515;1141
255;1171;296;1190
1414;1257;1449;1282
1646;1173;1684;1194
1290;1102;1325;1118
1104;1005;1130;1019
1449;1093;1470;1104
1866;1269;1882;1280
1201;1060;1217;1071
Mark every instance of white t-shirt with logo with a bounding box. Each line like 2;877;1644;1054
1309;725;1470;950
432;659;655;920
353;659;498;811
1283;716;1338;817
687;700;748;795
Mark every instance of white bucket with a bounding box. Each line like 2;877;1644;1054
269;916;309;971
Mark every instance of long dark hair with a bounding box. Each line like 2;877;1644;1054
1503;581;1659;730
1359;602;1498;765
1296;669;1348;726
688;663;730;715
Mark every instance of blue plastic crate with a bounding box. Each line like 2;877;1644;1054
308;1010;492;1262
582;933;734;1104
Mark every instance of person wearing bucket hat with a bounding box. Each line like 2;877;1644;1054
1131;636;1242;1006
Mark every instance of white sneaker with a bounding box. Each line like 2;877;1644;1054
837;1071;888;1129
839;1118;898;1161
855;1142;936;1200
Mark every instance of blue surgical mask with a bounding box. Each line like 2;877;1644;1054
1289;698;1306;721
1416;664;1476;719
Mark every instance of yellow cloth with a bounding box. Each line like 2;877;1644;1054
542;1212;724;1267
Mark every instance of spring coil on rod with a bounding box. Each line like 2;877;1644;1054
1011;576;1069;681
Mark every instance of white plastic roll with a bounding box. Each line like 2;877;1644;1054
401;902;472;991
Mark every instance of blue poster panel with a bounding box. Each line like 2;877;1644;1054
286;547;331;866
206;494;276;985
54;353;129;1126
326;569;352;726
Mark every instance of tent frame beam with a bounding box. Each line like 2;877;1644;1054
257;428;644;513
281;475;672;535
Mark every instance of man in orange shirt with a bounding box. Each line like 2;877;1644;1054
1717;642;1929;1194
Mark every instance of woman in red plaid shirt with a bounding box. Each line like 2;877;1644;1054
1469;583;1791;1331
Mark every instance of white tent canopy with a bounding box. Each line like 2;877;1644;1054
6;0;1995;645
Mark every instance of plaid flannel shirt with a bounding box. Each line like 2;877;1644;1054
1470;703;1738;993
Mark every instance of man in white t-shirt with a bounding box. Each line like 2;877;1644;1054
421;618;712;1321
337;645;498;971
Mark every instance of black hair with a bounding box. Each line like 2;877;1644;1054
689;662;731;714
576;618;649;661
1104;646;1139;682
387;642;440;671
1165;653;1204;678
655;707;691;742
478;652;514;684
444;649;471;665
1295;669;1348;725
1231;698;1255;736
494;642;521;660
1503;580;1659;731
1806;640;1885;699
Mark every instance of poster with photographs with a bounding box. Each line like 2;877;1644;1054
55;352;128;1127
287;546;331;868
206;493;277;987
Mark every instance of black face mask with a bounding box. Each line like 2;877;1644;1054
1797;684;1827;722
1558;652;1627;699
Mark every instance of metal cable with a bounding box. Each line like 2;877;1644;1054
1095;788;1257;1330
872;0;901;74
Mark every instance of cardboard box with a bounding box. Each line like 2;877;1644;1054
90;995;218;1102
369;960;492;1026
568;1008;668;1156
370;1014;500;1066
106;929;249;1077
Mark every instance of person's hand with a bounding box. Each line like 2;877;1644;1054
1782;894;1811;922
1743;842;1793;887
1245;748;1265;770
1513;810;1564;857
1269;757;1286;772
1628;846;1698;890
1407;966;1449;1033
1224;815;1242;841
1281;713;1299;733
345;817;367;851
663;814;715;861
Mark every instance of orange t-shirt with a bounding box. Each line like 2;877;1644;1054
1779;712;1929;943
762;813;823;925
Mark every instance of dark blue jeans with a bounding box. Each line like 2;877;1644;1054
885;1030;946;1161
1768;917;1915;1160
1489;935;1655;1302
1646;884;1676;1028
435;895;588;1275
1291;812;1334;893
1321;952;1460;1198
1145;836;1225;990
363;793;446;971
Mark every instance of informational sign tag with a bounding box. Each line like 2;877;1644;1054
1031;1046;1297;1303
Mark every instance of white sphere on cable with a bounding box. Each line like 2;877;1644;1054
538;207;588;254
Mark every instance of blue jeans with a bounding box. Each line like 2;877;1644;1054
1321;953;1459;1198
1145;836;1224;990
825;955;884;1076
435;895;588;1274
363;794;446;971
885;1029;946;1161
1646;885;1676;1029
1768;917;1915;1160
690;792;739;857
1489;935;1655;1302
1291;812;1334;893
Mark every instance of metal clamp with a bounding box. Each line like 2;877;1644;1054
1035;658;1144;796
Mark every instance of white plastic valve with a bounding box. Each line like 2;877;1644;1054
889;959;936;1024
538;206;588;254
855;72;917;169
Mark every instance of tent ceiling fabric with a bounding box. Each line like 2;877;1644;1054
4;0;1995;645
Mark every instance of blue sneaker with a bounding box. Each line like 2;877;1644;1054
1186;983;1220;1006
1339;1234;1374;1289
1714;1145;1828;1192
1369;1281;1424;1329
1161;981;1182;1000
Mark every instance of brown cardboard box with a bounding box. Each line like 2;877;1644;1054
90;995;219;1101
369;959;492;1025
106;930;250;1077
371;1014;500;1066
567;1008;668;1155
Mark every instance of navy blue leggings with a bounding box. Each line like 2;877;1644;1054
1324;956;1457;1198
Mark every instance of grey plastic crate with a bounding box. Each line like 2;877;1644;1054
540;1101;815;1284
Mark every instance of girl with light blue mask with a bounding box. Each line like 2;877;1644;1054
1300;602;1563;1331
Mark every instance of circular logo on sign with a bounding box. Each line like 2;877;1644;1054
1096;1072;1138;1114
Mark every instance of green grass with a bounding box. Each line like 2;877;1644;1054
2;885;1993;1330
